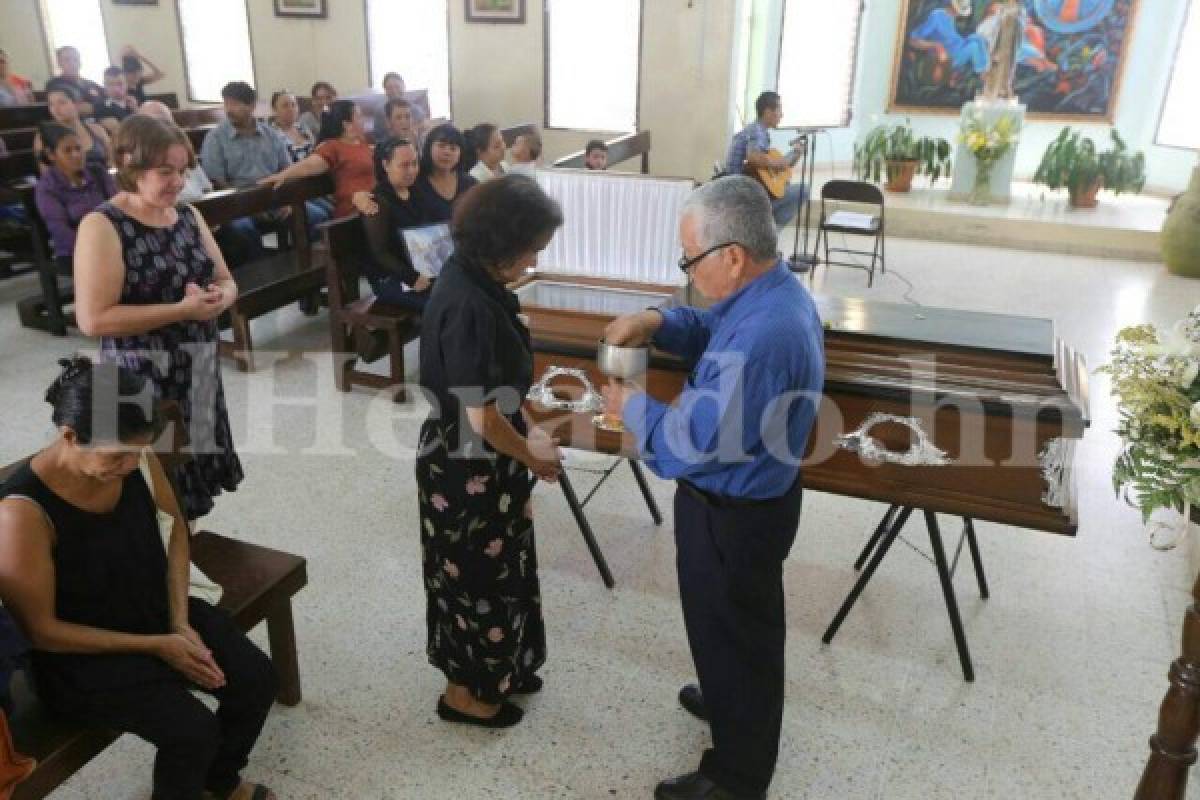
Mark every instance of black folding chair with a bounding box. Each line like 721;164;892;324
811;180;886;288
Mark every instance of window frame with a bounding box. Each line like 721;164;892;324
174;0;258;105
1154;0;1199;152
773;0;865;130
363;0;454;121
542;0;645;133
38;0;112;85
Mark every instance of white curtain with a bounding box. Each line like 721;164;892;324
534;170;694;286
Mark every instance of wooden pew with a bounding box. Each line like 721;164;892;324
185;124;215;153
322;215;420;401
0;451;308;800
11;182;72;337
172;107;224;129
500;123;538;148
553;130;652;174
0;151;38;185
0;128;36;152
192;174;334;371
0;106;51;133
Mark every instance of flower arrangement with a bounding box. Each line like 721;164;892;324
958;111;1021;204
1101;306;1200;547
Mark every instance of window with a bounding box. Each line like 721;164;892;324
776;0;864;129
40;0;110;83
366;0;452;120
177;0;255;104
1157;0;1200;150
546;0;642;131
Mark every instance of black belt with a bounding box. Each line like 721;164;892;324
678;480;783;509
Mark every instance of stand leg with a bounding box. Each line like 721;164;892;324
823;506;914;644
963;518;989;599
855;504;900;571
628;460;662;526
926;511;975;682
559;471;615;590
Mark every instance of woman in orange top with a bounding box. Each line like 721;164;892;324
259;100;375;219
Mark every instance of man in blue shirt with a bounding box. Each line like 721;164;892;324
725;91;808;229
604;176;825;800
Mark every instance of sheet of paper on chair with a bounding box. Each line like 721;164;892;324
826;211;876;229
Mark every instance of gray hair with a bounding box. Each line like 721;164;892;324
681;175;778;262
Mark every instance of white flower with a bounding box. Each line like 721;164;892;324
1191;401;1200;428
1145;325;1200;358
1181;361;1200;389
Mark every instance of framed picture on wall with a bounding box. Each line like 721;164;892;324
274;0;327;18
465;0;526;24
888;0;1141;121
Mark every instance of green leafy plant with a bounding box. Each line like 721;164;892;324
853;120;953;186
1033;127;1147;202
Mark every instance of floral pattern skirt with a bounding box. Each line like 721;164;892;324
416;420;546;704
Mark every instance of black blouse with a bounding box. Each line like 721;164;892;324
362;182;428;285
419;254;532;453
413;172;477;224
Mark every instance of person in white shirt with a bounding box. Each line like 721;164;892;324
467;123;506;183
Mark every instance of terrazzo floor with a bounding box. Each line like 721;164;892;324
1;234;1198;799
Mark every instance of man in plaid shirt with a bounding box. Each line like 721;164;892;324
724;91;807;228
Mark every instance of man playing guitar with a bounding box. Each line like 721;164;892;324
725;91;808;228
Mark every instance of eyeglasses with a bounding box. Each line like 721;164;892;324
678;241;739;274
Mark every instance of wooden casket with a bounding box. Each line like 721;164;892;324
518;275;1089;535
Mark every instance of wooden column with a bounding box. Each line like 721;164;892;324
1135;570;1200;799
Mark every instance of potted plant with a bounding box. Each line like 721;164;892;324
1101;305;1200;549
854;121;952;193
1034;127;1146;209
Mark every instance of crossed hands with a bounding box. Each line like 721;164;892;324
158;624;226;690
179;281;226;322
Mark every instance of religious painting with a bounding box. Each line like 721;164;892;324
465;0;526;24
274;0;327;18
889;0;1141;120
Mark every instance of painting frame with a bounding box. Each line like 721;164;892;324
273;0;327;19
887;0;1142;122
465;0;526;24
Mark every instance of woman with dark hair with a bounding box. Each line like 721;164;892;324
298;80;336;141
269;90;316;163
73;115;242;521
120;45;165;105
34;123;116;271
414;124;476;222
417;175;565;727
259;99;375;219
0;357;277;800
362;137;434;311
467;123;506;183
33;85;111;171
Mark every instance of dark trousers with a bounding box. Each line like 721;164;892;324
67;599;277;800
368;273;432;311
674;478;803;798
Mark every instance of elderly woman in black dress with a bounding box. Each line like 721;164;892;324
418;175;564;727
0;358;276;800
73;115;242;521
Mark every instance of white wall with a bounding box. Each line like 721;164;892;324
1;0;736;181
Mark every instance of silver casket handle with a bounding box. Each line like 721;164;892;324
835;413;952;467
527;367;605;414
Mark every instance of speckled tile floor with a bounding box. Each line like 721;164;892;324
1;235;1198;799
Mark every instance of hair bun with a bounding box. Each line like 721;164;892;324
45;356;92;406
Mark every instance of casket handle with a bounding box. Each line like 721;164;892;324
836;413;952;467
527;367;605;414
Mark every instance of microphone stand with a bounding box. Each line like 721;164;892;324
787;130;821;274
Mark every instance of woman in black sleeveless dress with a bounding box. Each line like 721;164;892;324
73;115;241;520
0;358;276;800
417;175;564;727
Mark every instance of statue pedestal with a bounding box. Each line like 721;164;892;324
949;101;1026;205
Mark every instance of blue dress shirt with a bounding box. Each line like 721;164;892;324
623;261;825;500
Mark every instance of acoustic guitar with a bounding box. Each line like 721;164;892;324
747;137;807;199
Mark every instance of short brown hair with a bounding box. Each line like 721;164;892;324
519;130;542;159
113;115;196;192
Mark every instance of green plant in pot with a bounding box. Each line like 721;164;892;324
1033;127;1146;209
854;121;952;193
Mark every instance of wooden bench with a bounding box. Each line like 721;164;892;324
323;215;421;402
0;107;51;133
11;182;72;338
3;125;213;156
172;107;225;129
193;174;335;372
0;151;37;185
0;433;308;799
553;130;652;174
28;92;178;109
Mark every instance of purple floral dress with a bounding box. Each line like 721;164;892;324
97;202;243;519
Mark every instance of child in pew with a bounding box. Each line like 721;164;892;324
33;123;116;274
584;139;609;171
0;357;277;800
506;128;542;175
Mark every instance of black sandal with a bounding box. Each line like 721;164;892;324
436;696;524;728
511;675;543;695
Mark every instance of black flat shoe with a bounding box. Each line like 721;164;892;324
678;683;708;721
654;772;761;800
512;675;543;695
436;696;524;728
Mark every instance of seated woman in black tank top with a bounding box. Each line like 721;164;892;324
0;358;277;800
